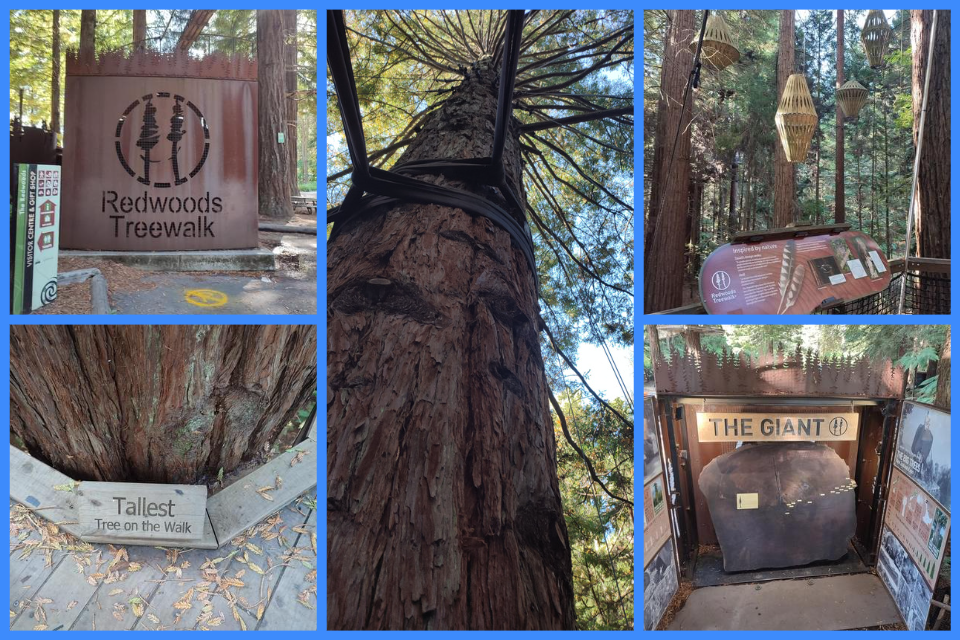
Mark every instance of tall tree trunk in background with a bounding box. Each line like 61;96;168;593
912;10;951;259
644;10;695;312
936;328;950;410
327;58;575;630
79;10;96;64
283;9;299;193
835;10;845;223
727;154;738;233
50;10;60;153
774;10;796;227
10;326;317;484
688;176;703;276
133;9;147;53
257;10;293;219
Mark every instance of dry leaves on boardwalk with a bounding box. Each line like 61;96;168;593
10;495;316;630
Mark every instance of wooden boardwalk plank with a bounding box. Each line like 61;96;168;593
10;555;99;630
69;546;170;630
207;432;316;545
258;507;317;630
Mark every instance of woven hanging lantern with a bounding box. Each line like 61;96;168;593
836;79;869;118
775;74;818;163
694;13;740;71
861;10;892;67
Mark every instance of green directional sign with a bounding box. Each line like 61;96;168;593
12;164;61;314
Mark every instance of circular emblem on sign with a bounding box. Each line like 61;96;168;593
41;280;58;304
115;93;210;188
185;289;228;307
829;416;848;437
711;270;732;291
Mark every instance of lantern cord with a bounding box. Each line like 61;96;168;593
898;10;938;314
327;10;538;286
652;10;708;235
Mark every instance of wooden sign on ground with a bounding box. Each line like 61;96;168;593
78;482;207;544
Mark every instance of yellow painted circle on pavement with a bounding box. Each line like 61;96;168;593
185;289;229;307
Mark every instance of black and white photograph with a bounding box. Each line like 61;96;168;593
877;527;933;632
643;538;678;631
894;401;951;510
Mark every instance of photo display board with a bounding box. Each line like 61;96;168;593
877;401;951;630
699;230;891;314
643;396;679;630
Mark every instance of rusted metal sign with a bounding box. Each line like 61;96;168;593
696;412;859;442
62;51;258;250
698;442;857;572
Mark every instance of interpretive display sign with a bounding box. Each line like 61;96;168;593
696;412;859;442
643;475;670;566
643;397;663;483
11;164;61;314
699;230;891;314
878;401;951;630
643;538;678;631
886;467;950;589
78;481;206;543
62;51;258;251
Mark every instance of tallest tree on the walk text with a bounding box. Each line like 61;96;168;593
327;10;633;630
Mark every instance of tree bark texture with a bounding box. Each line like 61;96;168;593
133;9;147;53
644;9;694;313
774;10;796;228
257;10;293;219
50;10;60;152
283;9;299;193
835;10;845;223
79;10;96;65
327;60;574;630
936;327;950;410
10;325;317;484
911;10;950;259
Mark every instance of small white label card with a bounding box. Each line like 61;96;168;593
829;273;847;285
868;250;887;273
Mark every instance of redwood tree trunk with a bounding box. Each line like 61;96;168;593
133;9;147;53
50;10;60;153
257;10;293;219
79;10;96;65
836;10;845;223
911;10;950;259
774;10;796;228
327;59;575;630
644;9;695;312
10;326;317;484
283;9;299;193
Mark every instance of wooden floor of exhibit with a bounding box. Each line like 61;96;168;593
667;574;900;631
9;492;317;630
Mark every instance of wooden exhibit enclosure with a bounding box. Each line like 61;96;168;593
646;332;908;578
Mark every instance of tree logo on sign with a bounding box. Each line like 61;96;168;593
115;93;210;188
712;270;731;291
829;416;848;437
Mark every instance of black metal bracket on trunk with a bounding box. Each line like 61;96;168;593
326;10;537;285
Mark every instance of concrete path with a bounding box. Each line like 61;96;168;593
10;492;317;630
668;574;901;630
111;273;316;315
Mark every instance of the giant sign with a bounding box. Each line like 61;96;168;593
62;51;258;250
78;481;206;544
12;164;61;313
700;230;891;314
696;412;859;442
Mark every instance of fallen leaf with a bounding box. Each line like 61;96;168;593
248;562;265;575
132;601;144;617
147;613;161;624
109;588;124;596
33;624;47;631
127;562;142;572
207;615;223;627
289;450;307;466
245;543;262;556
256;603;265;620
112;611;124;621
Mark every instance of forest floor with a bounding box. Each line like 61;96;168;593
9;491;317;631
33;212;317;316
